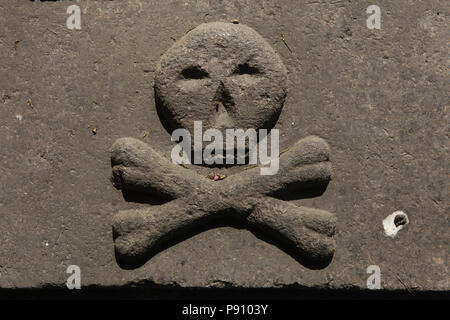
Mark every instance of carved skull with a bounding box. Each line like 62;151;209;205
154;22;288;138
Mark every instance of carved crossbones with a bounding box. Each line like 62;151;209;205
111;135;336;268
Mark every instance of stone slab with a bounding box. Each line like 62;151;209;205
0;0;448;291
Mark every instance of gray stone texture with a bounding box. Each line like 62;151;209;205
0;0;448;291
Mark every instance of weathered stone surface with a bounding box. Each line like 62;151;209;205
0;0;448;291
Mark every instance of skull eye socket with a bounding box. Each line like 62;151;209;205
181;66;209;79
232;63;260;75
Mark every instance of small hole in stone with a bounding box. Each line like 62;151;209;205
181;66;209;79
394;214;407;227
383;211;409;237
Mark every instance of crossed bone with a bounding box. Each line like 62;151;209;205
111;136;336;268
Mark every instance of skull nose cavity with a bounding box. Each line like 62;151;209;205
212;81;235;128
214;81;235;111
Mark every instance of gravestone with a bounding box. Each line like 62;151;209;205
0;1;447;293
